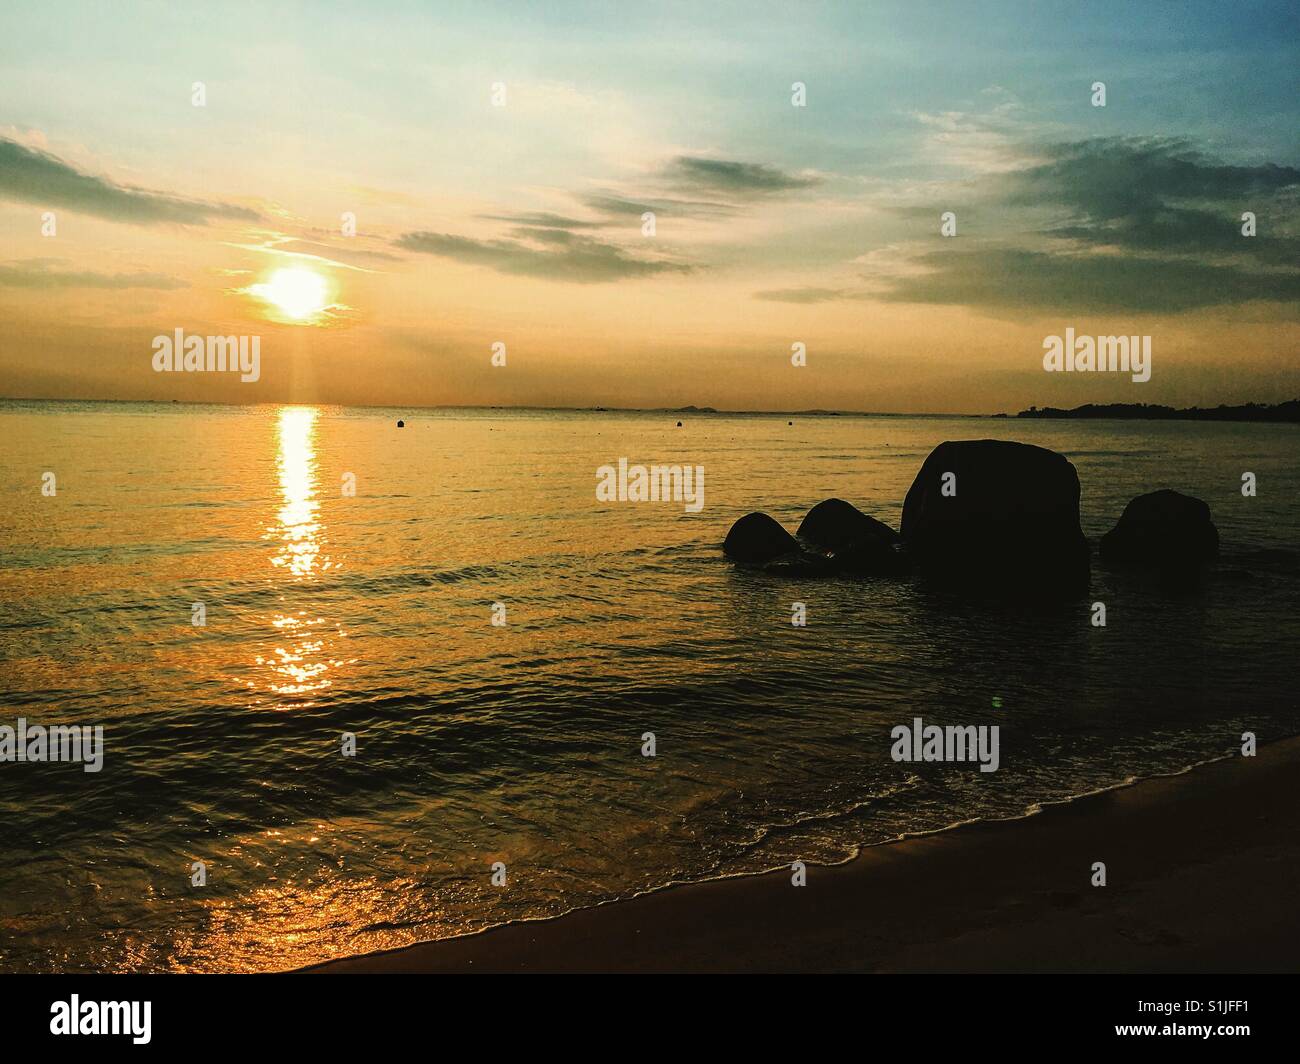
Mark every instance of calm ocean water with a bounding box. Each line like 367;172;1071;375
0;399;1296;972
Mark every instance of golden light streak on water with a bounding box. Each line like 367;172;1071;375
271;406;324;578
254;407;347;705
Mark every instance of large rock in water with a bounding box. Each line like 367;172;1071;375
797;498;905;574
723;512;800;564
900;440;1090;596
1100;490;1219;568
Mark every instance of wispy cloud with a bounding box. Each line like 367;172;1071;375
753;286;869;304
876;246;1300;313
395;228;692;283
275;235;402;266
0;259;188;289
402;154;821;283
579;191;736;221
480;211;608;230
912;88;1042;175
579;156;821;223
664;156;822;197
0;137;259;226
223;233;386;272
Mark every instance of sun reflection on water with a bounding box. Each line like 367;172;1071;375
250;407;349;706
271;407;327;578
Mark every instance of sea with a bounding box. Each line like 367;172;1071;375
0;399;1295;972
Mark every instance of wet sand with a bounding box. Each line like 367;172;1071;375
305;736;1300;973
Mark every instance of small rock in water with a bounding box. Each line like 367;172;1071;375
798;498;901;550
1100;489;1219;569
797;498;905;575
397;419;405;428
724;512;799;564
723;512;835;575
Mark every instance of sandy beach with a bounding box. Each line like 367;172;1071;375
306;735;1300;973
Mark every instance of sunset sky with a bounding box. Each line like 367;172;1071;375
1;0;1296;412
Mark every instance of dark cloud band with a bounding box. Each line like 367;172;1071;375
0;138;259;226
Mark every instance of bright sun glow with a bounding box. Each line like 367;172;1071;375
253;268;329;320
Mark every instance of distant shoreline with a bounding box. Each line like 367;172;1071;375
0;395;982;417
3;394;1298;422
1002;400;1300;423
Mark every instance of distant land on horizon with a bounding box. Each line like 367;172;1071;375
999;400;1300;423
0;395;979;418
3;395;1298;423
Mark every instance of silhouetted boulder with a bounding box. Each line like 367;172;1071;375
397;419;405;428
723;512;800;564
797;498;906;574
900;439;1090;596
1100;489;1219;568
798;498;900;549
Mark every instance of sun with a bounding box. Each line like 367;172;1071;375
251;267;330;320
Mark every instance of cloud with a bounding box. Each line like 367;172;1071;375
480;211;608;230
912;93;1041;175
875;246;1300;313
874;135;1300;313
1008;137;1300;265
580;191;737;221
275;236;402;266
1011;137;1299;216
0;260;189;289
576;156;820;224
404;154;818;286
665;156;821;197
753;286;869;304
398;157;802;280
223;233;385;272
395;228;693;283
0;137;259;226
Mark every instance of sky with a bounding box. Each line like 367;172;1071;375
0;0;1296;412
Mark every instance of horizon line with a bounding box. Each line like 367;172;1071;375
2;393;1296;421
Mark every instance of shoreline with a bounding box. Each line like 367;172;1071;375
304;735;1300;973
